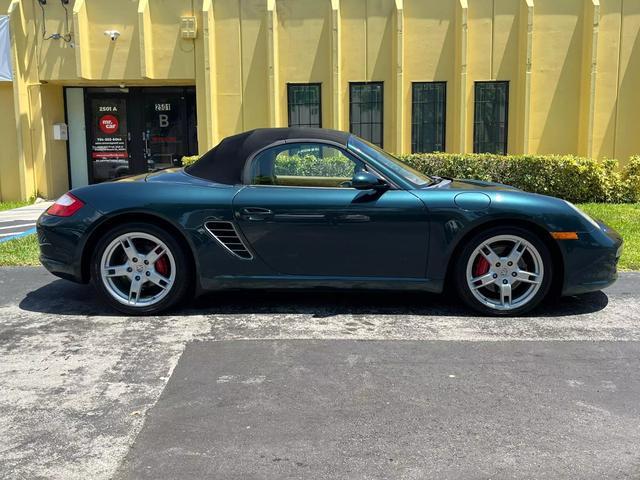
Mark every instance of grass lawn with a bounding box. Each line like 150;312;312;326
578;203;640;271
0;203;637;270
0;200;33;212
0;234;41;266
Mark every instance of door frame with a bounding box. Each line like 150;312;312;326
76;86;197;185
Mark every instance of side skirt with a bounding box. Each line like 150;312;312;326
199;275;444;294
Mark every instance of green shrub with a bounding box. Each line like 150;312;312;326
274;154;354;177
181;155;200;167
622;156;640;203
399;153;640;203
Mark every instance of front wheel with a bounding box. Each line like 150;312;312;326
454;227;553;316
90;223;190;315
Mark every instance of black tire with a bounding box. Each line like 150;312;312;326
90;222;191;315
454;226;553;316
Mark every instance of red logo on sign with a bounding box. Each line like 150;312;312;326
99;115;119;134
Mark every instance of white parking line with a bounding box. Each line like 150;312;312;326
0;223;34;230
0;213;41;218
0;227;37;242
0;231;33;238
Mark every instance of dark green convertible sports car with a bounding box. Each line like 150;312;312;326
37;128;622;316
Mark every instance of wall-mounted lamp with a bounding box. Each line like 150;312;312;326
104;30;121;41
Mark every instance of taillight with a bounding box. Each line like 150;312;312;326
47;193;85;217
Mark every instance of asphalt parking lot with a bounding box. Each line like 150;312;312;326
1;267;640;479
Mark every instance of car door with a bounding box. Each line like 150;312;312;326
232;141;429;278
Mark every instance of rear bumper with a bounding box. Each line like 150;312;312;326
36;208;100;284
561;221;623;296
39;252;84;283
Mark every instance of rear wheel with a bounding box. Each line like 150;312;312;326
90;223;190;315
454;227;553;316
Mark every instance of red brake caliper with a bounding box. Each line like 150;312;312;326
473;256;490;277
155;255;169;276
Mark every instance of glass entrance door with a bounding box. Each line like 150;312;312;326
87;94;131;183
142;90;189;172
84;87;198;184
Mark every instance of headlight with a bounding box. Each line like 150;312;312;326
564;201;601;230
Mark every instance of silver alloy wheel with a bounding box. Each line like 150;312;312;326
100;232;176;308
465;234;544;312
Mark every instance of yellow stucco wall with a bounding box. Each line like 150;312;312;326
276;0;333;128
403;0;456;153
0;83;19;201
593;0;623;161
81;0;142;80
1;0;639;201
340;0;395;149
211;0;270;139
40;85;69;198
612;0;640;163
529;0;585;155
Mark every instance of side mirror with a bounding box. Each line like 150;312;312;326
351;171;389;191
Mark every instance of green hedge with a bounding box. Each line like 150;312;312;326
183;153;640;204
274;154;354;177
399;154;640;204
182;155;199;167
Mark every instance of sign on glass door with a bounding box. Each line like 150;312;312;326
90;97;130;182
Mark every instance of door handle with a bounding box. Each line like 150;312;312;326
239;207;273;221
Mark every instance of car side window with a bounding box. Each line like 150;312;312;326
248;143;365;188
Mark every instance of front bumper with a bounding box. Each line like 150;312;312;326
560;220;623;296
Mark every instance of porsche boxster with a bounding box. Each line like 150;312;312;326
37;128;622;316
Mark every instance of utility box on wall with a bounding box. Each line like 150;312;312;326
53;123;68;141
180;16;197;39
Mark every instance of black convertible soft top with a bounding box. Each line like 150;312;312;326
185;127;351;185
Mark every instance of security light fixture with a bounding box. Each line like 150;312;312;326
104;30;121;41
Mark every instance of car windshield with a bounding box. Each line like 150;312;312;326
348;136;434;187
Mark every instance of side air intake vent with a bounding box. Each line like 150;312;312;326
204;221;253;260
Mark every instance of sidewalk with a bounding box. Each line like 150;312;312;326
0;201;53;243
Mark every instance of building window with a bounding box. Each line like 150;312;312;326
473;81;509;154
411;82;446;153
287;83;322;128
349;82;383;147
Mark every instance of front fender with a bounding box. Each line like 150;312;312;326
414;189;595;285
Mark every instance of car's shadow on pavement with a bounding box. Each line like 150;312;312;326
18;278;609;318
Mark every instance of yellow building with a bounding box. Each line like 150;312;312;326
0;0;638;201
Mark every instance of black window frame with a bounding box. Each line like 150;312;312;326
411;81;446;153
349;81;384;148
287;83;322;128
473;81;509;155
